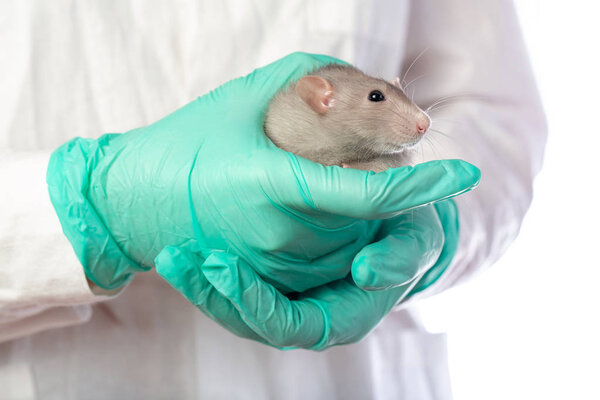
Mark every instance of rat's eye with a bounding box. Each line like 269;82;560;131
368;90;385;102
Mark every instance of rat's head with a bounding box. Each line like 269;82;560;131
296;65;431;160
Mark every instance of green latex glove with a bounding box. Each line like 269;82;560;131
47;52;479;295
156;199;459;349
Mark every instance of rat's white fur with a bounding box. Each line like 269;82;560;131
264;64;429;171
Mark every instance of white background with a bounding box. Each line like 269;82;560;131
417;1;600;398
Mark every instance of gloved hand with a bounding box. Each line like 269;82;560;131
47;52;478;297
157;199;460;349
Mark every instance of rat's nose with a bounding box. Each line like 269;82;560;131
416;114;431;134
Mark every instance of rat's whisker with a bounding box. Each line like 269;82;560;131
431;117;461;125
403;74;429;91
427;103;459;114
417;141;426;164
430;137;443;160
426;97;458;112
425;93;488;112
401;47;429;88
428;129;459;146
422;136;441;160
428;128;453;140
426;134;444;151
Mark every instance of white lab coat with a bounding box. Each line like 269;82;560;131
0;1;546;399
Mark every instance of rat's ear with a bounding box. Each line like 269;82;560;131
390;77;402;89
296;76;334;115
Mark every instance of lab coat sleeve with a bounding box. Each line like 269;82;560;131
404;0;547;299
0;150;119;343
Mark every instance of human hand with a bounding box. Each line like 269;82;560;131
47;52;479;293
156;199;460;349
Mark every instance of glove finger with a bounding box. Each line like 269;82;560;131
155;246;266;343
201;253;327;349
297;276;414;349
351;206;445;291
263;156;480;220
409;199;460;294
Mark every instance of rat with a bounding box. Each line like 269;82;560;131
264;64;431;172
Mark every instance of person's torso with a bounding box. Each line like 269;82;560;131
0;0;410;151
0;1;452;399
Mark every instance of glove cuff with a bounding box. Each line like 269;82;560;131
47;135;149;290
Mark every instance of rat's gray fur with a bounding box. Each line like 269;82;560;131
264;64;429;171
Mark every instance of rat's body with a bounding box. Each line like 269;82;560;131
264;64;431;172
